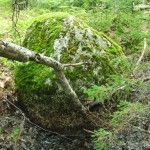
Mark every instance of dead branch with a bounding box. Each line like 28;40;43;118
12;0;21;44
133;38;147;74
141;76;150;82
136;38;147;66
0;40;86;113
63;62;89;67
83;128;94;134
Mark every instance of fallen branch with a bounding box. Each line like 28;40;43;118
133;38;147;74
141;76;150;82
63;62;89;67
83;128;94;134
115;85;126;91
136;38;147;66
0;40;86;113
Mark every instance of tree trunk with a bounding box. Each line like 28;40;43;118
0;40;86;113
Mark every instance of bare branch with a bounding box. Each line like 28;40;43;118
0;40;86;113
142;76;150;82
83;128;94;134
133;38;147;74
136;38;147;66
63;62;89;67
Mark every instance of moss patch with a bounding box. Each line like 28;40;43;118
14;12;125;130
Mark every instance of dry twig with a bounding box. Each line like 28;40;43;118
133;38;147;74
63;62;89;67
141;76;150;82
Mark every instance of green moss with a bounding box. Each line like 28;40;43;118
23;14;65;55
14;62;57;94
99;31;125;57
17;13;71;94
92;28;125;57
82;46;92;52
14;12;125;114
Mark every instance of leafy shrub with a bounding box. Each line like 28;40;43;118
92;101;150;149
92;128;116;150
84;11;147;55
31;0;63;10
84;74;132;103
111;101;145;127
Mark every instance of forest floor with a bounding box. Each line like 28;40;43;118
0;59;149;150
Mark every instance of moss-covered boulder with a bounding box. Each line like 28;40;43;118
15;12;125;131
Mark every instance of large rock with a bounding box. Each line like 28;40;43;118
14;12;125;130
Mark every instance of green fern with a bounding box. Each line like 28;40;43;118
84;74;132;103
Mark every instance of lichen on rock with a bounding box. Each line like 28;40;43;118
14;12;125;130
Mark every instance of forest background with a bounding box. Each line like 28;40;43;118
0;0;150;149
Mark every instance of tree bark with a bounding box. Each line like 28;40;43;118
0;40;86;113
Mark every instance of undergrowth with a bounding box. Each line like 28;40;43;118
84;73;137;104
92;101;150;150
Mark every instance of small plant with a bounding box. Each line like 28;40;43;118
10;127;20;144
4;127;20;147
84;74;132;103
7;127;20;143
92;128;116;150
92;102;150;149
111;101;143;128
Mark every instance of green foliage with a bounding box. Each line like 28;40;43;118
0;0;11;5
4;127;20;143
29;0;103;11
92;128;116;150
14;62;56;93
84;74;132;103
84;11;148;55
111;101;143;127
92;102;150;149
101;0;142;12
110;57;132;74
10;127;20;143
109;12;145;54
33;0;64;10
